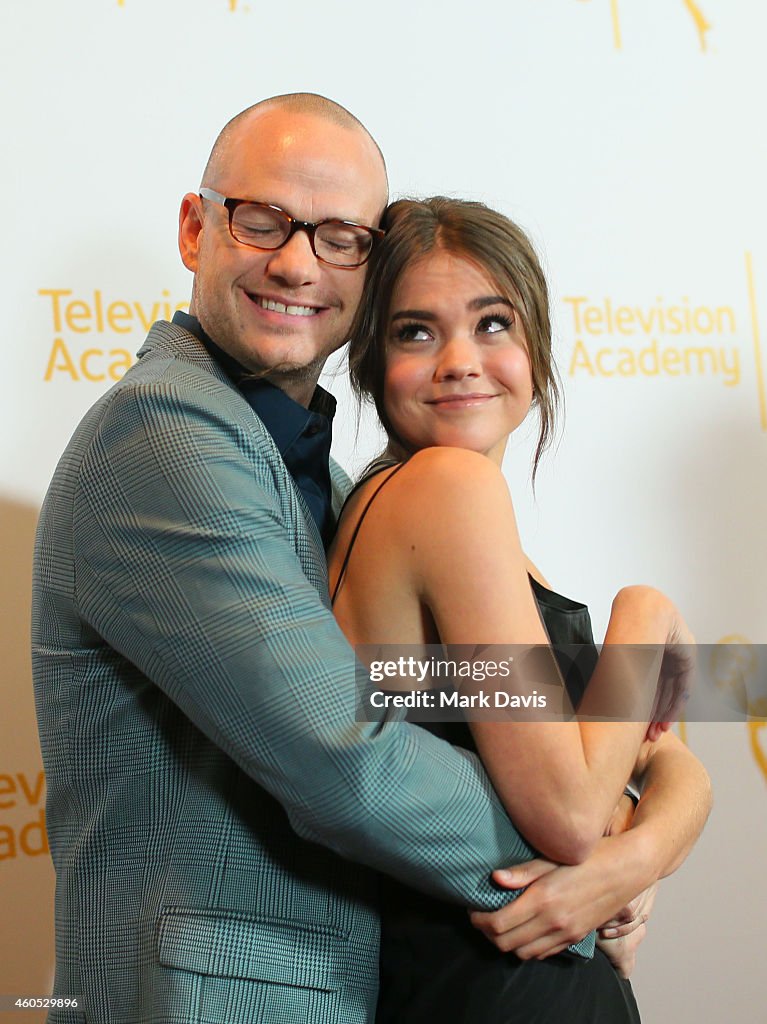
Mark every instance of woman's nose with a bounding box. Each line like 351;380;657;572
434;336;481;380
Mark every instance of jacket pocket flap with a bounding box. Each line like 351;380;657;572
156;907;348;991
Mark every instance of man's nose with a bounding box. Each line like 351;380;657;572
263;229;322;287
435;336;481;380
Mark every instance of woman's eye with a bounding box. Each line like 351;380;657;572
394;323;433;343
478;313;514;335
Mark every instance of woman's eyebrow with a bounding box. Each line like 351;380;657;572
390;296;513;322
390;309;438;321
468;296;514;310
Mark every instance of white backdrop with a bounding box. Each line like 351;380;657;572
2;2;765;1022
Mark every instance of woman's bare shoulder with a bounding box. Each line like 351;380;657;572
379;448;519;555
333;448;516;563
396;446;510;499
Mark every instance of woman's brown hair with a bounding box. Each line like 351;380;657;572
349;196;560;479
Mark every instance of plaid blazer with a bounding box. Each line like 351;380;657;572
32;321;555;1024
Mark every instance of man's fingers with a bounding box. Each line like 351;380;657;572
468;913;518;952
469;901;549;952
469;903;535;944
492;858;558;890
472;898;591;955
515;938;571;961
471;918;561;957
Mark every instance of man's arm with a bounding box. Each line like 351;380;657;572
469;731;712;957
73;379;533;909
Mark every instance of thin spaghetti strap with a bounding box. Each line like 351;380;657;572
330;463;406;607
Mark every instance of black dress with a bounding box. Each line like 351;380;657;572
332;467;641;1023
375;578;641;1024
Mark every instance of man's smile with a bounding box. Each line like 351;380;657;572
248;292;325;317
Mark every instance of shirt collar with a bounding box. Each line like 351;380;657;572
172;311;337;547
172;310;336;453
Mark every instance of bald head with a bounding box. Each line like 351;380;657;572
178;93;389;402
201;92;388;198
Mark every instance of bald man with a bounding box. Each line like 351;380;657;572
32;95;709;1024
31;93;528;1024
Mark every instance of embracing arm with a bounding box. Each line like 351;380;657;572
470;730;712;960
628;730;712;876
402;447;690;864
594;732;712;974
72;380;532;909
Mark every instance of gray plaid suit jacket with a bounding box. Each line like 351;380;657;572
32;320;540;1024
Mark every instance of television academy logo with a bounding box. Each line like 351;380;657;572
117;1;247;9
563;254;767;434
578;0;712;52
711;636;767;786
40;288;189;383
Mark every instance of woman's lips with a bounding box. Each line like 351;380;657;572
427;393;497;406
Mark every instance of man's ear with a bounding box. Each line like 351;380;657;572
179;192;204;272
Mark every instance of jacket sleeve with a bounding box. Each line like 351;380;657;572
74;379;534;910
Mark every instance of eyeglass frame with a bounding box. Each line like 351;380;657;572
199;188;385;269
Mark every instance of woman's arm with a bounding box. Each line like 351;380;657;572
395;447;692;864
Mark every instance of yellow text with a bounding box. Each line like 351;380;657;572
44;338;134;382
564;296;736;337
0;771;48;861
39;288;188;335
569;338;740;386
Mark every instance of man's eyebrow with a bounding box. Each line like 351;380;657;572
390;296;513;322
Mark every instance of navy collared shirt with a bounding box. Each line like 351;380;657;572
173;311;336;546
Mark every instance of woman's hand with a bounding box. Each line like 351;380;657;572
469;830;655;960
651;595;695;739
608;586;695;740
603;792;636;837
648;605;696;739
596;881;658;977
595;791;657;977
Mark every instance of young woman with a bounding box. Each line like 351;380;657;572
328;197;699;1022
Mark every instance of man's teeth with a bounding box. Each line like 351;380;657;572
256;297;319;317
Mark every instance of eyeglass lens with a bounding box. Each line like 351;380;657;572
230;204;373;267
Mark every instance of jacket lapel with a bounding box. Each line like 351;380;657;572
138;320;330;595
